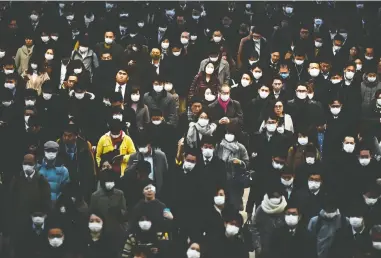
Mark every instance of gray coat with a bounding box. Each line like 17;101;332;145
144;91;178;127
252;205;285;257
71;49;99;80
135;104;150;130
361;74;381;112
215;141;249;180
15;45;34;75
125;149;168;195
199;58;230;85
89;187;127;220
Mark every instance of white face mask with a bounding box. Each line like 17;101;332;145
23;164;34;175
214;195;225;206
220;94;229;102
45;53;54;60
315;41;323;48
130;33;137;38
45;152;57;160
345;71;354;80
331;79;341;84
324;211;338;219
272;161;284;170
153;85;163;93
205;67;214;74
0;51;6;58
66;15;74;21
225;134;235;142
296;92;307;100
159;27;167;32
139;221;152;231
249;60;257;65
41;36;49;42
343;143;355;153
79;46;88;53
32;216;45;225
308;181;321;191
89;222;103;232
2;101;12;107
24;115;30;123
277;126;284;134
285;7;293;14
269;197;281;205
113;114;123;121
253;71;262;79
364;196;378;206
181;38;189;45
377;99;381;106
349;217;363;228
209;57;218;62
5;82;15;89
365;56;373;60
30;14;39;21
138;22;144;28
294;59;304;65
373;242;381;250
198;118;209;127
74;68;82;74
213;36;222;43
152;120;162;125
31;63;38;70
75;92;85;100
309;69;320;77
191;35;197;41
49;237;63;248
172;51;181;56
241;79;250;87
281;177;294;186
132;46;138;52
225;224;239;237
333;45;341;51
259;91;269;99
368;77;376;82
298;137;308;145
330;107;341;115
105;182;115;190
51;36;59;41
131;94;140;102
266;123;277;132
356;64;362;71
359;158;371;166
202;148;214;159
183;161;195;172
187;249;201;258
306;157;315;164
285;215;299;227
110;132;120;139
164;83;173;91
205;93;216;102
139;147;149;154
105;38;113;44
161;42;169;49
4;69;14;75
25;100;35;106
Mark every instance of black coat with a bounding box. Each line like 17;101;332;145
291;188;325;227
13;221;48;258
269;224;317;258
206;232;249;258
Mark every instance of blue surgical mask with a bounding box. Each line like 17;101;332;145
280;73;289;79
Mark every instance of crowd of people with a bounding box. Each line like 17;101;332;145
1;1;381;258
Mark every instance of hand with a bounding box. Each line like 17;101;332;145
273;25;280;30
284;52;292;60
163;210;174;220
247;213;253;221
91;146;96;152
232;158;241;165
103;98;111;106
112;155;124;163
128;60;136;65
125;122;131;128
251;152;258;158
151;248;159;254
178;137;184;147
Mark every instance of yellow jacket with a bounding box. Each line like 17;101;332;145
96;132;136;176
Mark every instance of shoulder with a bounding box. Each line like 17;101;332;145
114;189;124;196
288;99;295;104
154;149;166;157
208;100;218;108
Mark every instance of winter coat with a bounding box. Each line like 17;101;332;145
71;49;99;81
15;45;34;75
37;160;70;201
22;71;50;95
199;58;230;85
188;72;220;102
361;74;381;112
143;91;178;127
96;131;136;176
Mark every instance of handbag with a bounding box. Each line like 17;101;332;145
242;218;255;252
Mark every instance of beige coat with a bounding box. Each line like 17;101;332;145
22;71;50;95
15;45;34;75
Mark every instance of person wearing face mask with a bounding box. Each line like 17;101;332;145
286;83;325;133
22;58;50;96
363;46;377;68
369;224;381;258
259;99;294;134
354;146;380;194
188;61;220;104
199;44;230;85
248;84;272;132
37;141;69;202
308;194;349;258
323;34;346;71
290;50;309;82
278;169;297;202
215;125;249;210
185;242;202;258
122;214;163;258
90;169;127;241
150;19;169;48
42;222;75;258
231;72;257;121
66;59;91;88
71;35;99;82
8;154;51;250
361;68;381;113
185;110;217;149
207;212;248;258
143;76;178;128
178;96;203;139
269;205;316;258
15;33;35;75
362;185;381;228
125;133;168;198
252;188;288;258
96;118;136;177
92;52;118;97
240;50;259;73
307;63;326;91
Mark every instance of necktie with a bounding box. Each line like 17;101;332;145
205;159;210;166
255;42;260;57
118;85;122;93
27;176;32;182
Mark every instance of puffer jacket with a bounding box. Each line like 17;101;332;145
37;160;70;201
361;74;381;112
71;49;99;80
143;91;178;127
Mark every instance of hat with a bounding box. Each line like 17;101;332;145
63;123;79;134
42;81;54;93
44;141;59;151
24;88;38;99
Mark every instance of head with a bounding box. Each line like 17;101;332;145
62;125;78;145
358;147;372;166
266;114;279;134
241;73;253;87
295;84;308;100
251;65;263;80
320;61;331;74
284;207;300;228
101;52;112;61
212;30;222;43
151;108;164;125
205;62;215;75
308;63;320;78
88;213;104;233
48;227;64;248
365;47;374;59
272;76;283;93
183;152;197;172
187;243;201;258
308;171;322;192
258;85;270;99
150;48;161;60
104;31;115;45
25;35;34;47
115;69;128;84
219;84;230;102
273;101;284;116
343;136;356;153
66;74;78;89
279;64;290;79
143;184;156;201
271;51;280;63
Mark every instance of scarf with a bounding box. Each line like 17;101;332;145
186;122;215;148
219;139;239;162
261;194;287;214
218;97;230;113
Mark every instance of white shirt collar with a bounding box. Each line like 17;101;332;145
203;155;212;163
313;189;320;195
214;205;222;216
352;226;365;235
25;170;36;178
